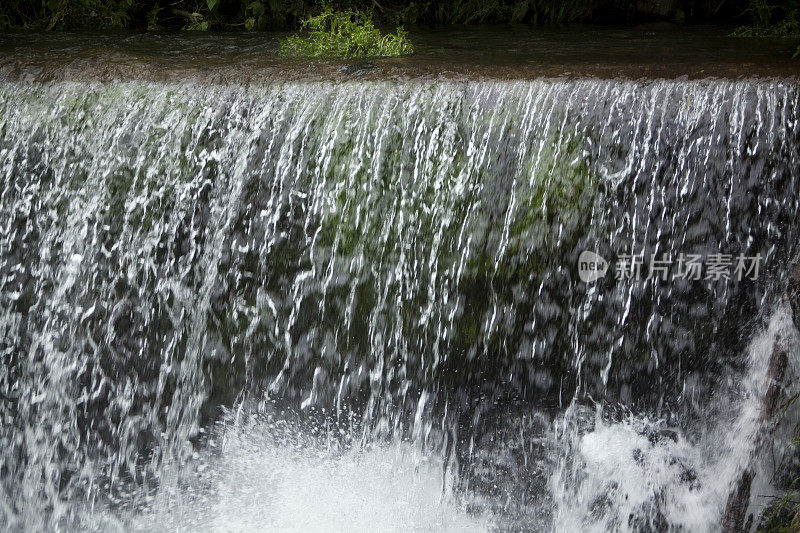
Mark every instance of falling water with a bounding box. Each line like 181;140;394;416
1;78;799;531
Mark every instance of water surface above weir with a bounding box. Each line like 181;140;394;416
1;25;798;82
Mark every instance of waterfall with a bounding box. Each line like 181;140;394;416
1;78;799;531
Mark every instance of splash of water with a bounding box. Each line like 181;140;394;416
122;406;486;532
550;305;800;532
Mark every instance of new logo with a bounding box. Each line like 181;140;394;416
578;250;608;283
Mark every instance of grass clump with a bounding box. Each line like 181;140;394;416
277;9;413;58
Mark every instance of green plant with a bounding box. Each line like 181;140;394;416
731;0;800;38
754;386;800;531
182;0;222;30
0;0;136;30
277;8;413;58
184;12;211;31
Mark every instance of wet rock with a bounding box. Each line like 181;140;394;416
722;469;753;533
340;62;377;77
788;255;800;330
647;428;679;445
635;0;678;20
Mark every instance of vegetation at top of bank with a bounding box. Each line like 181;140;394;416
0;1;798;59
277;9;412;57
2;0;800;32
0;0;138;30
731;0;800;37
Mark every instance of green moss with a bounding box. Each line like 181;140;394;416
277;9;413;58
488;140;592;251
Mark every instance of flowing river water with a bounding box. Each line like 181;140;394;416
1;29;799;532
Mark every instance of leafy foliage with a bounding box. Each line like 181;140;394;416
426;0;593;25
4;0;800;31
731;0;800;37
0;0;137;30
277;9;412;57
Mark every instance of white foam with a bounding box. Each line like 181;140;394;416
129;417;487;532
550;304;800;532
